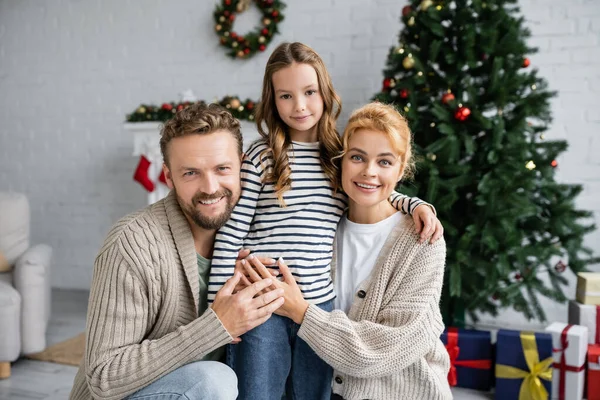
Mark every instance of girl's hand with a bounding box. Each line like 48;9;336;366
412;205;444;244
244;255;309;324
233;249;277;293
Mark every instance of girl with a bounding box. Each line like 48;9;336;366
207;42;442;400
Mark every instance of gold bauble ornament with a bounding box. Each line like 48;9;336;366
137;106;146;114
232;41;238;48
238;106;244;112
427;153;437;161
258;36;266;43
237;50;245;58
408;16;415;26
263;18;272;25
224;31;230;37
230;99;241;108
402;56;415;69
215;24;222;32
420;0;433;10
219;16;226;23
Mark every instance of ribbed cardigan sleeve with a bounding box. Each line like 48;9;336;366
83;230;232;400
298;238;446;379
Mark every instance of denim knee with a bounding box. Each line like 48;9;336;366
186;361;238;400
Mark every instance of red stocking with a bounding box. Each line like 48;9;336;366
133;155;155;192
158;170;167;185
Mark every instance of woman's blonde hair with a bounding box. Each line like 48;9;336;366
340;102;415;188
255;42;342;205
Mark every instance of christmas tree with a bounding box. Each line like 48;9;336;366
373;0;599;326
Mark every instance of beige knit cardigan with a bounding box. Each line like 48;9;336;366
70;192;233;400
298;215;453;400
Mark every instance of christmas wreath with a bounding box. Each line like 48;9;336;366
214;0;285;59
126;95;258;123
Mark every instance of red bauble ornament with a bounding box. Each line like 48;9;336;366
383;78;393;90
176;104;184;111
229;14;235;22
454;106;471;121
224;10;230;17
522;58;530;68
244;48;251;54
259;44;266;52
225;0;231;5
272;10;279;17
402;5;412;16
551;159;558;168
555;260;567;273
261;28;269;35
441;93;455;104
237;36;245;42
399;89;409;99
230;31;238;39
246;101;255;110
161;103;173;111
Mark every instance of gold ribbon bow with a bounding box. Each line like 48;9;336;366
495;331;553;400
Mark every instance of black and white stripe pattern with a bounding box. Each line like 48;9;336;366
207;140;425;305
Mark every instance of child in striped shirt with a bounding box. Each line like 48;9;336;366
208;42;442;400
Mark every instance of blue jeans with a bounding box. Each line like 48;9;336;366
125;361;237;399
227;299;334;400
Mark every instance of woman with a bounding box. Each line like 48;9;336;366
241;102;452;400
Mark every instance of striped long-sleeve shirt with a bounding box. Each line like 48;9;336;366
207;140;427;305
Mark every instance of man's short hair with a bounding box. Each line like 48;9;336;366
160;103;243;166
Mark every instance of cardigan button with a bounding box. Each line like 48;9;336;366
357;290;366;298
335;376;343;384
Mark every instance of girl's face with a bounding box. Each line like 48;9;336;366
272;62;324;142
341;128;404;211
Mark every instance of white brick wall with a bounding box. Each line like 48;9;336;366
0;0;598;328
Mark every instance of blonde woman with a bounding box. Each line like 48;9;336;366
243;102;452;400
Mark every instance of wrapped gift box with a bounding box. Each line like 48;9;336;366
440;327;493;391
545;323;587;400
576;272;600;305
495;329;553;400
568;300;599;345
588;345;600;400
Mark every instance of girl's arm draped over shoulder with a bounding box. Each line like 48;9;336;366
207;145;266;302
388;191;434;215
297;238;446;378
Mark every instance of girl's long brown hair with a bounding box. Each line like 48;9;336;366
255;42;342;205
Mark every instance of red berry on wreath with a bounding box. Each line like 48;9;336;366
402;6;412;16
441;93;455;104
225;0;231;5
237;36;245;42
399;89;409;99
272;10;279;17
244;48;251;54
454;106;471;121
266;0;274;4
522;58;530;68
261;28;269;35
246;101;255;110
259;44;266;51
176;104;184;111
161;103;173;111
224;10;230;17
230;31;237;38
229;14;235;22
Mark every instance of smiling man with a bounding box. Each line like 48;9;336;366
69;103;284;400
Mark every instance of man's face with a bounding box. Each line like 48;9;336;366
163;130;242;231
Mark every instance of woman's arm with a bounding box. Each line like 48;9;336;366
245;238;447;379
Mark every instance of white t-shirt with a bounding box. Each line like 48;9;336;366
334;211;405;314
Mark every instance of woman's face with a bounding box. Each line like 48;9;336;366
341;128;404;210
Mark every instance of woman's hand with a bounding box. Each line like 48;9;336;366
412;205;444;244
232;249;277;293
243;255;309;324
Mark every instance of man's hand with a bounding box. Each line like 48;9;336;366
412;205;444;244
211;272;284;340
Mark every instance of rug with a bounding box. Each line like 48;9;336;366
26;333;85;366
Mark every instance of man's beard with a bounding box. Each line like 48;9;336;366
175;187;235;230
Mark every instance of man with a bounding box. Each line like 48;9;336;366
70;103;283;400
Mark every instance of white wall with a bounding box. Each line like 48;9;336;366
0;0;598;328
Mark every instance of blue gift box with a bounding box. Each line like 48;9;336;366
440;327;493;391
495;329;553;400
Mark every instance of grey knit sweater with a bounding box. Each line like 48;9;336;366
298;214;452;400
69;192;233;400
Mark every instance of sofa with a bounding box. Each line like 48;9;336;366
0;192;52;378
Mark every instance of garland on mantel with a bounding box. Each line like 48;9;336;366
126;96;258;123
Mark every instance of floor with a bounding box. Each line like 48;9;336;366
0;289;494;399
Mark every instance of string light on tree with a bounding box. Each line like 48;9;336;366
525;160;536;170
